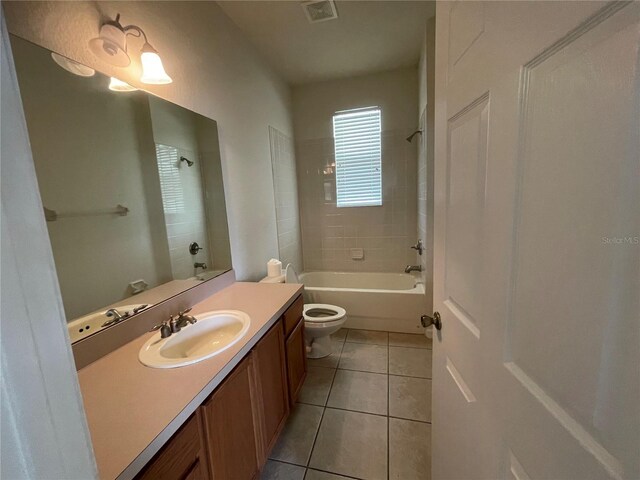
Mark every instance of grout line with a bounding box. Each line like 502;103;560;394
343;340;389;347
321;405;388;419
305;405;325;468
337;366;430;380
305;357;340;469
272;458;365;479
306;466;365;480
388;344;433;350
389;415;432;425
387;339;390;480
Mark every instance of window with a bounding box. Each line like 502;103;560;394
155;143;185;214
333;107;382;207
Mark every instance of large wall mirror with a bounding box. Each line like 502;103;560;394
10;35;232;344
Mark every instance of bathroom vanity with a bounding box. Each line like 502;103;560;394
77;282;306;480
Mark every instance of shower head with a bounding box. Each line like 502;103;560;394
180;156;194;167
406;130;423;143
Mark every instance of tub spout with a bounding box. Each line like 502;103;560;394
405;265;422;273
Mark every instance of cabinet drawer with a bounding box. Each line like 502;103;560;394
283;295;304;338
135;413;208;480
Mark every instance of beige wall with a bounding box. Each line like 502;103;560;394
293;67;418;273
3;0;294;280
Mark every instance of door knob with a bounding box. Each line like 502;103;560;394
421;311;442;330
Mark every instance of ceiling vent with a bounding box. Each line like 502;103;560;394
301;0;338;23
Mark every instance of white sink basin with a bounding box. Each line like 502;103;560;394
139;310;251;369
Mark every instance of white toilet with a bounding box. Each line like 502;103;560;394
285;265;347;358
261;264;347;358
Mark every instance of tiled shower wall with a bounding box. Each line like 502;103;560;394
417;108;428;286
269;126;303;272
297;130;418;273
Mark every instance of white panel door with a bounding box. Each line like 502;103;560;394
431;2;639;479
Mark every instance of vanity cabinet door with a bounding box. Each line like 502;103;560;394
283;295;304;337
252;320;289;460
285;319;307;404
135;411;209;480
201;356;260;480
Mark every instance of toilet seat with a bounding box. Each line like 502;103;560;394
303;304;346;323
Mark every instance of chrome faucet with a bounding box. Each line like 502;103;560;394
194;262;207;270
405;265;422;273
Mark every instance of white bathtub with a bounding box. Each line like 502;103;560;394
299;271;426;333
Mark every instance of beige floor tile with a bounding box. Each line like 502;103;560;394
389;346;432;378
331;328;348;343
389;375;431;422
339;343;388;374
389;418;431;480
388;332;432;349
299;366;336;406
260;460;306;480
270;404;324;466
309;408;388;480
327;369;388;415
305;470;352;480
308;339;344;369
346;329;389;345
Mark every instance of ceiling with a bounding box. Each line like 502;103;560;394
217;1;435;85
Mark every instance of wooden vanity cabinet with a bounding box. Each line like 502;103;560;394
138;294;307;480
283;295;307;404
200;355;261;480
135;412;209;480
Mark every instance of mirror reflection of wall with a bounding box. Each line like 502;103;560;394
10;35;231;336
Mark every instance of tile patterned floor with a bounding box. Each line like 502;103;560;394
262;328;432;480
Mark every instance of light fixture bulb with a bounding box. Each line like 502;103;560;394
108;77;138;92
140;43;172;85
89;22;131;67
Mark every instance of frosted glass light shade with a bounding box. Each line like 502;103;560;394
140;45;172;84
51;53;95;77
108;77;137;92
89;23;130;67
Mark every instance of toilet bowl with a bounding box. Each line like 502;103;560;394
260;264;347;358
285;265;347;358
303;303;347;358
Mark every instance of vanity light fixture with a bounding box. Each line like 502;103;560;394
89;13;172;85
108;77;138;92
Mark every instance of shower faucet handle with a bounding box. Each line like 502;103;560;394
411;239;424;256
189;242;203;255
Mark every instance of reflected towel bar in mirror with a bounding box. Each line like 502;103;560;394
43;204;129;222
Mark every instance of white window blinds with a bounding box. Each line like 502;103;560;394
155;143;185;214
333;107;382;208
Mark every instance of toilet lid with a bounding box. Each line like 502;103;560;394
284;264;299;284
304;303;346;323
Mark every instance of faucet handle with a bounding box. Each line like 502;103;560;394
179;308;192;316
410;239;424;255
150;320;172;338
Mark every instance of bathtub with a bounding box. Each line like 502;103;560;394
299;271;426;333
